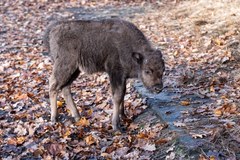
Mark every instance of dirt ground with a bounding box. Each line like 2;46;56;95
0;0;239;159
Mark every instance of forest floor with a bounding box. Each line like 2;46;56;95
0;0;239;159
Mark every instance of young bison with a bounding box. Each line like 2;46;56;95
44;19;165;131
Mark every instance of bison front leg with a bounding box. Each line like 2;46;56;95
111;85;126;131
109;73;126;131
120;97;127;120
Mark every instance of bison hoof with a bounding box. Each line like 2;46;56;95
74;116;80;122
112;125;120;131
112;124;127;133
51;117;57;123
120;113;127;120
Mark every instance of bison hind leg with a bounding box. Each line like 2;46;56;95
61;69;81;121
49;74;58;122
62;85;80;122
49;61;80;122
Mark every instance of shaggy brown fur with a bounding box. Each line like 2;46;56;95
44;19;165;131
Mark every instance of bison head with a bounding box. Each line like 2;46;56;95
133;50;165;93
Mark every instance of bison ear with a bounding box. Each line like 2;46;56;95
132;52;144;64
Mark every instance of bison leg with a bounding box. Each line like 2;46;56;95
112;86;126;131
62;86;80;121
49;57;79;122
49;74;58;122
109;72;126;131
120;102;127;120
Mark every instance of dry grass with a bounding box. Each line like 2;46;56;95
166;0;240;36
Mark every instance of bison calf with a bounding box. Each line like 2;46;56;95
44;19;165;131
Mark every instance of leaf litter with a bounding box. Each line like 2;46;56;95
0;0;240;159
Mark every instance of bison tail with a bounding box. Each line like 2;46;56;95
42;20;60;54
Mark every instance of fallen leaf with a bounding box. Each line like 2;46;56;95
214;103;237;116
101;152;111;158
137;132;148;139
85;134;95;145
105;146;117;154
7;138;17;146
190;132;208;139
214;38;224;46
16;136;26;145
214;109;222;116
115;147;129;156
155;138;170;145
180;100;190;106
57;101;64;107
224;122;235;129
14;124;27;136
199;154;208;160
141;143;156;151
113;130;122;136
210;85;215;92
63;129;71;139
87;109;93;116
166;152;175;160
46;143;64;156
33;149;44;157
123;149;141;159
76;117;90;127
14;93;28;100
7;136;25;146
173;121;186;127
210;155;216;160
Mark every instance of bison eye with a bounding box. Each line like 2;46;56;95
144;69;152;75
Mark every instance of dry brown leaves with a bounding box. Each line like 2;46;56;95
0;1;168;159
1;0;240;159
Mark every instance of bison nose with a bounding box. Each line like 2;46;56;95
153;84;163;93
